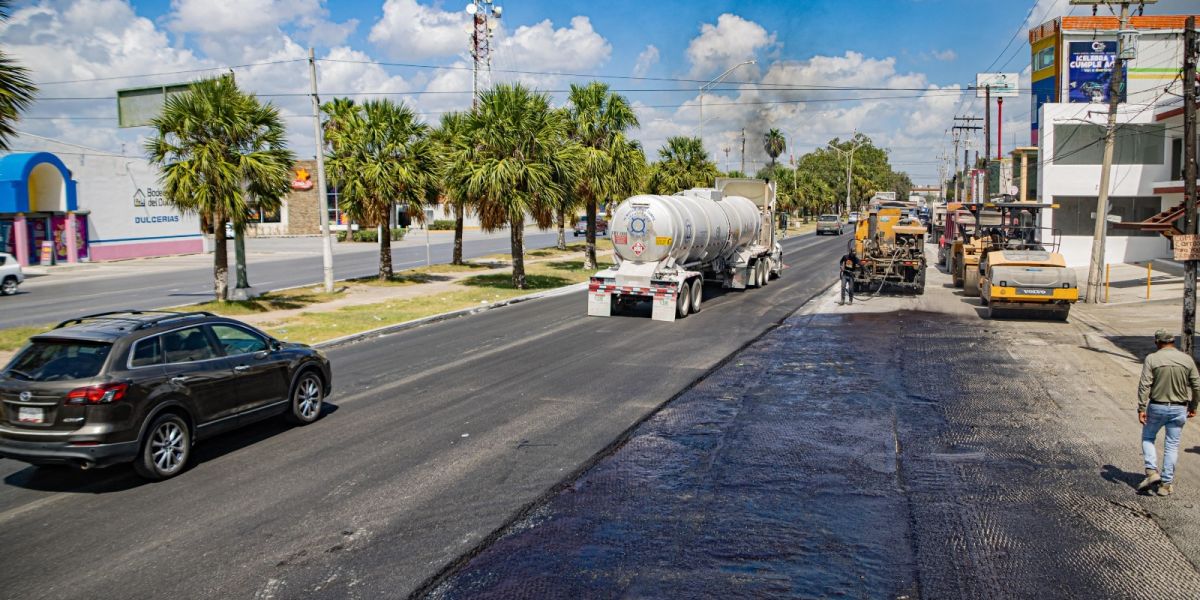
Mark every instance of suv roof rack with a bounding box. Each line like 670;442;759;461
54;310;215;331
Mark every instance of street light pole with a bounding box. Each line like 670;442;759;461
699;60;756;147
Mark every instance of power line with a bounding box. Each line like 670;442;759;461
32;59;306;86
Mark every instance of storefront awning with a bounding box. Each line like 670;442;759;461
0;152;78;214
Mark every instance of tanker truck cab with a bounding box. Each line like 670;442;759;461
588;178;783;322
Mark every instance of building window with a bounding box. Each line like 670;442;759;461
1034;46;1055;71
1053;196;1161;237
327;186;349;226
248;206;281;224
1052;123;1165;165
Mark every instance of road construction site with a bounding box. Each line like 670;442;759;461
426;244;1200;600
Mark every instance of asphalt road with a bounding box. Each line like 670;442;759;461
0;231;562;329
0;232;844;600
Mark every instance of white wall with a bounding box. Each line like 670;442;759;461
1038;102;1171;266
4;135;202;259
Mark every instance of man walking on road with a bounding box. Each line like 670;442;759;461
1137;330;1200;497
838;249;860;305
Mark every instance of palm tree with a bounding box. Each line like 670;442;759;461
445;83;581;289
431;111;471;264
763;128;785;169
324;99;435;280
567;82;639;270
147;76;295;301
647;136;718;194
0;0;36;150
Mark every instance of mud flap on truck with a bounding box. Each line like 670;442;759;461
588;289;612;317
651;289;677;322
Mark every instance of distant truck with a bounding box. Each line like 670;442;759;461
587;178;783;322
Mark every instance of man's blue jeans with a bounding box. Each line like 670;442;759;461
1142;403;1189;483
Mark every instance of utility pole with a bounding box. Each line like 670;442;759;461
309;48;335;294
1183;16;1197;356
829;133;866;216
952;117;982;202
1080;0;1145;303
951;128;961;201
224;69;254;300
723;146;731;172
740;128;746;174
984;85;991;201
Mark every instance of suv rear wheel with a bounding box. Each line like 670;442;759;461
134;413;191;480
1;276;17;295
286;371;324;425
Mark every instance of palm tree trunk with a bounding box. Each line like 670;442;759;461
584;196;597;270
213;214;229;301
556;209;567;251
379;218;393;280
452;201;464;265
510;214;526;289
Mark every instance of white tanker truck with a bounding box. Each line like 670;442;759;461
587;177;783;322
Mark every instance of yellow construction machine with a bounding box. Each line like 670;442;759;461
980;250;1077;320
961;201;1078;320
851;200;926;294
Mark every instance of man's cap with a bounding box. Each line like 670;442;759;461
1155;329;1174;343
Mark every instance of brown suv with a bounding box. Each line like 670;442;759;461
0;311;332;480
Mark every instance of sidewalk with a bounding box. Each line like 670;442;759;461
20;226;552;277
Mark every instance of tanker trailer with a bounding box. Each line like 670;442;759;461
587;178;783;322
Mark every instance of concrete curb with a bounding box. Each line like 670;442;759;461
314;281;588;350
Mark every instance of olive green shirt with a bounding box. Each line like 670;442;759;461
1138;347;1200;413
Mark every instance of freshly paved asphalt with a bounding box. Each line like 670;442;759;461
0;232;844;600
0;231;562;329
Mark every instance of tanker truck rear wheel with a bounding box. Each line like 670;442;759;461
689;278;703;314
676;286;690;319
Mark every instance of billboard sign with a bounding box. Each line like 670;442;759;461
116;83;193;128
976;72;1019;98
1068;41;1126;104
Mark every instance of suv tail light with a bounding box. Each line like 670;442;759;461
66;382;128;405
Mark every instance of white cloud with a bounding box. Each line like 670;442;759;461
686;14;775;78
632;45;659;78
932;49;957;62
368;0;470;60
497;16;611;72
169;0;323;35
169;0;358;53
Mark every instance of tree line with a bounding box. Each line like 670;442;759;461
140;76;912;300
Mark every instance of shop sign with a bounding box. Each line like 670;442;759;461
133;188;167;208
1068;41;1126;104
292;168;314;191
1174;235;1200;261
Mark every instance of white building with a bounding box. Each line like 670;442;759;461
1037;102;1178;266
1;133;202;265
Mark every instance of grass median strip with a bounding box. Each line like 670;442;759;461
259;259;609;346
0;256;608;355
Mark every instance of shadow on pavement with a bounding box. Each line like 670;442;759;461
3;403;338;494
1102;464;1145;491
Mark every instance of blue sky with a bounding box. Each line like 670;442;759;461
3;0;1196;183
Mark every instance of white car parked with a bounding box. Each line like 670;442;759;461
0;252;24;295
